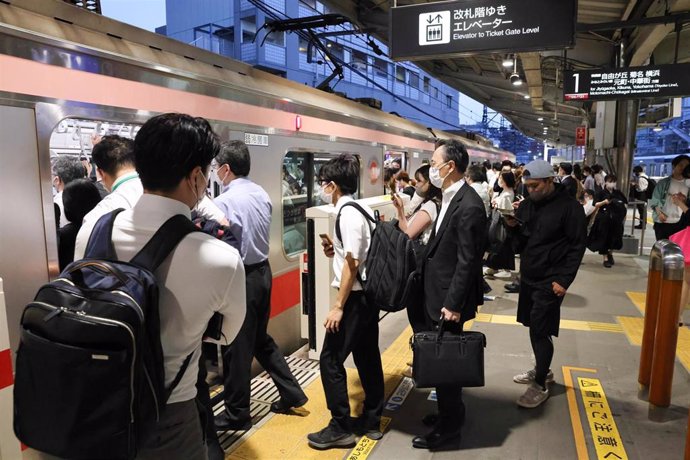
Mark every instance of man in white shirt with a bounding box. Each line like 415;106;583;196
107;113;246;459
74;135;143;259
307;154;384;449
632;165;649;229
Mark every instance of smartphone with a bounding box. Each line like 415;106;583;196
319;233;333;246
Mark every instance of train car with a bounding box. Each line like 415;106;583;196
0;0;514;355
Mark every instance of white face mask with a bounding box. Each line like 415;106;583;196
606;182;616;190
319;182;334;204
429;162;451;188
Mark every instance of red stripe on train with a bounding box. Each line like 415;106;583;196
0;348;13;390
270;269;300;318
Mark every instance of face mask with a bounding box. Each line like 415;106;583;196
606;182;616;190
319;182;333;204
429;162;451;188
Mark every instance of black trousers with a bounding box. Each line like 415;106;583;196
222;262;305;422
320;291;384;433
425;314;465;431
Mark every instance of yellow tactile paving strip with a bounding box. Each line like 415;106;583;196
626;291;647;314
474;313;624;334
227;327;414;460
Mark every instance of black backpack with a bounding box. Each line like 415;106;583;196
645;176;656;198
335;202;416;312
14;209;198;460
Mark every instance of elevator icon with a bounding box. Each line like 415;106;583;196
419;11;450;45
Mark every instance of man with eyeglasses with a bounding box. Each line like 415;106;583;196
504;159;586;409
212;140;307;434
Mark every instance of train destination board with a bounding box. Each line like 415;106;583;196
564;63;690;101
390;0;577;60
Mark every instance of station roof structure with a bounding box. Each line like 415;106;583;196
320;0;690;145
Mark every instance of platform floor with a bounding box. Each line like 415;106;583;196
220;245;689;460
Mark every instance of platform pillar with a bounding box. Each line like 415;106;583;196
639;240;668;386
649;243;684;407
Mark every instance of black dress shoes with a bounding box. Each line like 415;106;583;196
412;427;462;450
270;396;308;414
214;411;252;432
504;282;520;293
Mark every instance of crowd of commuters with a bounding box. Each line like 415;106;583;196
42;110;690;458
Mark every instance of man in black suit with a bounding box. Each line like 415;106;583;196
558;162;578;199
412;140;487;450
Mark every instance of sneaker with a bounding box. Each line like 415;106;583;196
513;368;554;384
517;383;550;408
307;424;356;449
494;270;512;279
352;416;383;440
483;267;497;276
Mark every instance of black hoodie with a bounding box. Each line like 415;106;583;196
512;183;587;289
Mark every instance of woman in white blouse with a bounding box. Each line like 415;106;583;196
392;164;442;245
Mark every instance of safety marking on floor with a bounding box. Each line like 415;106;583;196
617;315;690;373
564;366;597;460
625;291;646;315
345;417;391;460
578;377;628;460
474;313;624;334
384;376;414;411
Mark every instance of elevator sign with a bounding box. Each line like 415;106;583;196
390;0;577;60
564;63;690;101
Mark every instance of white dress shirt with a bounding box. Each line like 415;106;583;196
54;191;67;228
110;194;246;404
74;171;143;259
436;179;465;233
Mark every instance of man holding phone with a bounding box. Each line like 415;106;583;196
307;154;384;449
504;159;586;409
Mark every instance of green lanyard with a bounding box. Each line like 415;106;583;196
111;173;138;193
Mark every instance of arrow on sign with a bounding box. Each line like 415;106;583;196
604;453;623;459
580;380;597;387
427;14;442;24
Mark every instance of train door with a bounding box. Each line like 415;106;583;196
280;151;360;259
383;149;408;193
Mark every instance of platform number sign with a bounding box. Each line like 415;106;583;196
419;11;450;45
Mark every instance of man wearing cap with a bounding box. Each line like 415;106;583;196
504;159;586;408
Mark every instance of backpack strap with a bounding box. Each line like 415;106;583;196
84;209;126;260
165;351;195;403
130;214;200;272
334;201;377;243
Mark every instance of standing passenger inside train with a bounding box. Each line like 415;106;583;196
308;154;384;449
649;154;690;241
504;159;586;408
212;141;307;432
57;179;102;271
52;156;87;228
110;113;247;459
413;140;487;450
74;135;141;259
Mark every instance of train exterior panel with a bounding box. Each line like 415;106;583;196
0;0;514;354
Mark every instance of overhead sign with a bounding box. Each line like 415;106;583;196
390;0;577;60
575;126;587;147
564;63;690;101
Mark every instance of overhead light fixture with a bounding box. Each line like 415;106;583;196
653;124;663;132
510;58;523;86
524;94;530;99
537;117;544;121
502;54;514;68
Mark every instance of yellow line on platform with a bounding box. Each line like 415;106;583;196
474;313;623;334
563;366;597;460
617;315;690;373
578;377;628;460
625;291;646;315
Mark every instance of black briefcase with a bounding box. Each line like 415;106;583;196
411;320;486;388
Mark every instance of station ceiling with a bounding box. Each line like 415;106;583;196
321;0;690;145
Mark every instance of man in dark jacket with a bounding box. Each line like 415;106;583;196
414;140;487;450
558;162;578;199
505;159;586;409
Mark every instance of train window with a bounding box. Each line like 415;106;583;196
352;50;367;72
395;66;406;82
409;72;419;89
282;152;360;258
266;30;285;47
446;95;453;108
373;57;388;78
423;76;430;92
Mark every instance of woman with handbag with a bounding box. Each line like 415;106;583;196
485;172;517;279
590;175;628;267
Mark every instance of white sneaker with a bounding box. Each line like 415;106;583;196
483;267;497;276
513;368;554;384
517;383;549;408
494;270;512;279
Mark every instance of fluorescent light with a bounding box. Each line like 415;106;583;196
653;125;663;132
502;57;514;67
510;73;523;86
524;94;530;99
537;117;544;121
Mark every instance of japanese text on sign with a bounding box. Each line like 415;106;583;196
244;133;268;147
578;377;628;460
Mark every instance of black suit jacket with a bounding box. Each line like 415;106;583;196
422;183;488;323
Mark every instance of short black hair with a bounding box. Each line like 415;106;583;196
560;162;573;175
53;156;86;185
215;140;251;177
91;135;134;176
482;160;492;169
583;165;592;174
591;164;603;174
318;154;359;195
672;154;690;167
439;139;469;173
501;160;513;169
584;188;595;197
134;113;219;192
62;179;102;223
500;171;516;188
606;174;618;182
633;165;644;174
466;164;487;183
492;162;502;170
